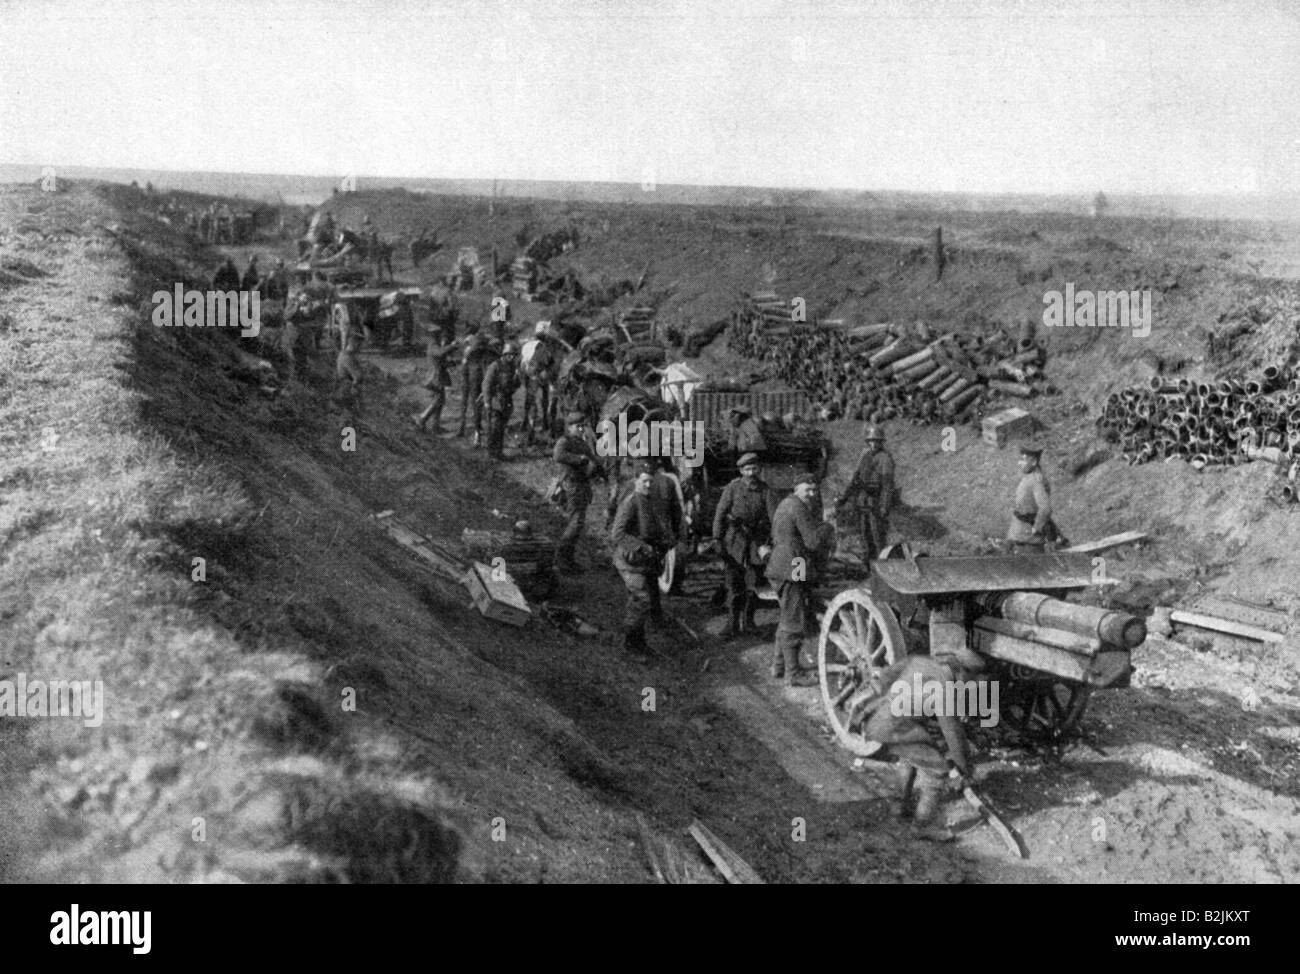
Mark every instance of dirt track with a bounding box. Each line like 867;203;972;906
2;180;1299;883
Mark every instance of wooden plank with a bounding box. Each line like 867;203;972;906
687;820;764;884
373;511;466;580
1060;531;1148;555
1169;610;1285;644
1189;596;1290;634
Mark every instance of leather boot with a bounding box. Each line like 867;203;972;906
911;771;954;842
893;762;917;820
769;644;784;679
725;600;743;639
743;593;758;633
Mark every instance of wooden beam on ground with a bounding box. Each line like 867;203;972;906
373;510;466;581
1170;610;1286;644
687;820;764;885
1060;531;1148;554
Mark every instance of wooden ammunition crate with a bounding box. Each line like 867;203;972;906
463;561;532;627
982;407;1034;447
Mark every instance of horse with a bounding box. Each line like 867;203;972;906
518;333;568;444
410;228;443;268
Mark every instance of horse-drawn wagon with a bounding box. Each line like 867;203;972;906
817;548;1145;756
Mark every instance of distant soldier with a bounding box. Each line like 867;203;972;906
282;291;319;382
766;474;831;686
412;333;460;433
836;423;896;567
333;307;366;408
552;411;601;573
240;255;260;293
481;340;521;460
456;332;496;443
197;208;212;243
726;405;767;456
1007;444;1068;552
212;256;241;292
216;203;233;244
261;258;289;302
712;453;778;638
610;460;679;657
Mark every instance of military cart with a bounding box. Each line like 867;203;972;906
817;549;1145;755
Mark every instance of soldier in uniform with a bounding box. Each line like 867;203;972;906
610;460;678;657
766;473;831;686
333;307;365;408
240;255;260;294
412;334;460;433
456;332;496;443
212;256;241;292
481;340;521;460
281;291;319;382
726;405;767;456
849;645;984;841
552;411;601;573
261;258;289;302
836;424;896;568
1007;444;1067;552
711;453;777;638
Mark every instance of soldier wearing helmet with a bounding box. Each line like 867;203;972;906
835;423;896;569
481;340;521;460
456;331;497;442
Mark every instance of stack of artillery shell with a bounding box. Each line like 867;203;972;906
726;291;1052;426
1096;367;1300;468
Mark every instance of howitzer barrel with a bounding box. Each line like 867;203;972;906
981;591;1146;649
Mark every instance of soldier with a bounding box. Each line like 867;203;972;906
851;645;984;841
766;473;831;687
835;424;896;567
212;256;241;292
281;291;319;382
333;306;365;408
240;255;260;294
217;203;233;244
197;208;212;243
1007;443;1068;552
481;340;521;460
261;258;289;302
712;453;777;638
412;332;460;433
610;460;678;657
456;332;495;443
552;411;601;573
726;405;767;456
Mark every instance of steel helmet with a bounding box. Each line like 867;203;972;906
535;320;551;335
501;340;520;356
864;424;885;441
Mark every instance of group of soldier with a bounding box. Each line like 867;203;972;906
209;254;289;301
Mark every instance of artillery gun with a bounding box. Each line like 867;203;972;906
818;549;1145;754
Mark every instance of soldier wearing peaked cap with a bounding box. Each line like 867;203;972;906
727;404;767;456
1007;443;1068;552
712;452;777;638
552;411;601;573
610;459;679;657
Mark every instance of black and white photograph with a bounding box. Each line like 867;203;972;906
0;0;1295;918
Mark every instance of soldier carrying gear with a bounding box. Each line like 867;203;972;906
850;645;985;842
610;459;679;658
1007;443;1068;552
836;423;896;568
765;473;832;686
552;411;601;573
412;332;465;433
712;453;778;638
726;405;767;456
481;341;521;460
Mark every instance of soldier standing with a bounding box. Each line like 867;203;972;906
456;333;495;443
212;256;241;292
333;308;365;408
766;474;830;686
552;411;600;573
610;460;678;657
481;340;521;460
711;453;777;638
412;334;460;433
1006;444;1067;552
836;424;896;567
240;255;260;294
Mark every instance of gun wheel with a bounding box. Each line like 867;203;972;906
1001;676;1092;743
817;587;906;757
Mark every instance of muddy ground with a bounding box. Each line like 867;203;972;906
1;181;1297;883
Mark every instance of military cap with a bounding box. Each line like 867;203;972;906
1020;443;1044;458
793;470;818;488
565;411;587;426
511;520;534;541
737;453;760;468
635;459;658;476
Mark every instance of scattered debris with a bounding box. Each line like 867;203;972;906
1169;609;1285;644
687;819;764;884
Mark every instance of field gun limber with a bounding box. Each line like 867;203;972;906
817;549;1145;755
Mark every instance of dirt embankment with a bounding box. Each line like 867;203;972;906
3;181;1298;884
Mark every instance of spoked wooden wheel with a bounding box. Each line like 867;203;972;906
1001;673;1093;743
818;587;907;756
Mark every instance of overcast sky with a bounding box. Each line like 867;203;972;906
1;0;1296;195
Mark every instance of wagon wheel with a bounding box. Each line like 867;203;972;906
818;587;907;757
1000;672;1093;743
